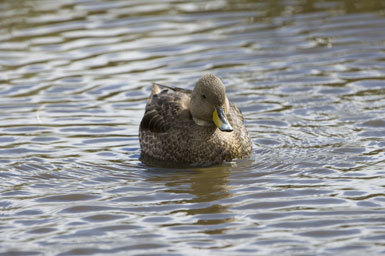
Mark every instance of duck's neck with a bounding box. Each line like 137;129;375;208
193;117;214;127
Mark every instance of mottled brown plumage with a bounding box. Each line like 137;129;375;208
139;74;252;165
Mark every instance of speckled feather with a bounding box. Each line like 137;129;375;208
139;81;252;165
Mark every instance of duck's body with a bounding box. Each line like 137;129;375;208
139;74;252;165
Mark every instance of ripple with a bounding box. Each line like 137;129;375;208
234;198;345;211
82;214;126;222
60;205;117;214
36;193;100;203
297;229;361;238
15;210;44;216
359;119;385;128
27;227;57;234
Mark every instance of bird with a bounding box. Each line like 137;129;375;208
139;74;252;165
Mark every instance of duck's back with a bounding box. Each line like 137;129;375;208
139;83;252;164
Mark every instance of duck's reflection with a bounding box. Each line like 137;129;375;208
143;164;234;234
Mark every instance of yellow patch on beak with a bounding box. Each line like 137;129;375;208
213;107;233;132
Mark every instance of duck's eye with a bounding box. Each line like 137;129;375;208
202;94;206;99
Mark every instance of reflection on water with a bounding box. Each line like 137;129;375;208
1;0;385;255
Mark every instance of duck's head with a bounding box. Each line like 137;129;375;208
190;74;233;132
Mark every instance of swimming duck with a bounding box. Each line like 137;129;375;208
139;74;252;165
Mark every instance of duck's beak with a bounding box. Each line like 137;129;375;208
213;107;233;132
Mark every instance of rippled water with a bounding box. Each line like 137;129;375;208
1;0;385;255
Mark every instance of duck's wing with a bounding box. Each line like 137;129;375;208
140;83;192;133
228;101;245;124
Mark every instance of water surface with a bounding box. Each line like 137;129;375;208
1;0;385;255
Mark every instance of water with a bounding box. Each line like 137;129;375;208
1;0;385;255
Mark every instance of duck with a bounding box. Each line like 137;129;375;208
139;74;252;165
